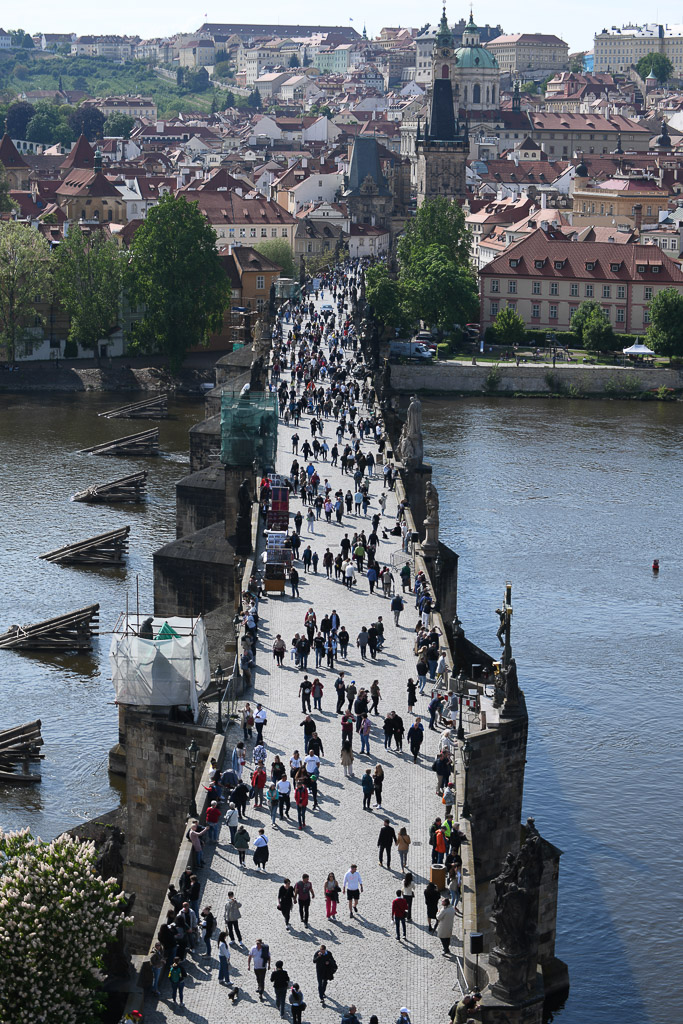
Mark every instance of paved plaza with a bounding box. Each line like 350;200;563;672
144;327;463;1023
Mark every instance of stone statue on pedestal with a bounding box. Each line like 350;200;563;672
423;479;440;556
235;478;253;555
405;394;424;464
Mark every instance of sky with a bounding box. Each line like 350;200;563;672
10;2;682;55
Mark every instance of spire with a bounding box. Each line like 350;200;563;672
436;5;453;48
94;146;102;173
512;80;521;113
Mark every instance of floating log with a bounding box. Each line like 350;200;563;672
40;526;130;567
72;471;147;504
78;428;160;457
0;721;43;784
0;604;99;651
99;394;169;420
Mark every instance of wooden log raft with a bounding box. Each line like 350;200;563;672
0;721;43;783
78;428;159;457
72;471;147;504
0;604;99;651
99;394;169;420
40;526;130;566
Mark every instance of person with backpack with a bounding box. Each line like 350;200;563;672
313;944;337;1006
248;938;271;1001
289;983;306;1024
168;957;187;1005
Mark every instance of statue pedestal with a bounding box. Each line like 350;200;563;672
489;946;536;1004
235;513;253;556
422;516;439;559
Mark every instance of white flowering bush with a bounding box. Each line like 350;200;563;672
0;829;132;1024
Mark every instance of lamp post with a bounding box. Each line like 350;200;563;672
461;738;473;819
215;663;224;735
186;739;200;818
455;670;466;742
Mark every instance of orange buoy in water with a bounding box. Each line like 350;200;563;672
652;559;660;573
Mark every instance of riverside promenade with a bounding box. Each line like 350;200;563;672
145;330;465;1023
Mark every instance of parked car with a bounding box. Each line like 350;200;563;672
389;340;434;362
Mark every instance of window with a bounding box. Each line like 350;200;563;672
282;228;288;237
610;262;621;272
491;279;499;292
637;264;646;273
256;275;265;290
617;285;625;299
229;228;235;237
644;309;651;323
645;287;653;300
585;284;594;297
239;228;246;237
261;227;268;237
535;259;545;269
554;260;565;270
585;261;595;271
508;280;517;293
652;265;660;274
532;281;541;294
531;304;540;318
507;300;516;309
602;307;610;319
271;228;277;237
250;228;256;237
549;304;558;319
550;282;559;295
490;301;499;316
647;206;652;217
256;298;265;312
602;285;611;298
616;308;625;322
570;283;579;296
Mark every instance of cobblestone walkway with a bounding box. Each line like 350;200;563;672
144;327;462;1024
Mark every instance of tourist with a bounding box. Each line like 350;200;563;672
233;825;250;867
276;776;292;819
361;768;374;810
200;906;216;957
278;878;296;929
402;871;416;920
205;800;221;844
397;827;411;873
251;762;267;808
149;940;164;996
289;983;306;1023
341;1005;361;1024
241;703;254;740
295;874;315;925
168;957;187;1005
266;783;279;825
324;872;341;919
248;938;271;1001
436;898;456;955
271;959;291;1018
391;889;409;941
253;828;269;870
373;763;385;809
186;821;208;869
340;738;354;777
407;717;424;762
424;880;441;932
342;864;363;917
313;944;338;1005
254;703;268;743
223;892;242;944
377;818;398;869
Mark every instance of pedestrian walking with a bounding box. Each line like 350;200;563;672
378;818;397;868
251;763;267;808
290;566;300;598
253;829;269;870
397;828;411;872
370;680;381;714
218;931;231;983
295;780;309;829
402;872;416;920
391;593;405;625
271;960;291;1018
424;881;441;932
313;945;338;1005
407;717;424;763
248;938;271;1000
341;1004;361;1024
168;957;187;1005
266;783;279;825
223;892;242;943
295;874;315;925
241;703;254;741
324;872;341;919
335;673;346;714
342;864;363;917
436;898;456;955
406;678;417;713
358;714;371;754
289;984;306;1024
276;776;292;819
373;764;384;809
254;704;268;743
278;879;296;929
340;739;354;777
361;768;374;810
200;906;216;957
149;940;164;996
392;889;409;940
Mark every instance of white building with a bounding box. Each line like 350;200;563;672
594;23;683;75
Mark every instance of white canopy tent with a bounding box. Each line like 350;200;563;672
623;342;654;355
110;615;210;720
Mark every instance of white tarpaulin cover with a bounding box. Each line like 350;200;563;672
110;615;210;718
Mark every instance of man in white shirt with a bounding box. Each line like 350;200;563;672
254;704;268;744
276;778;291;819
342;864;363;917
304;752;320;776
247;938;271;1000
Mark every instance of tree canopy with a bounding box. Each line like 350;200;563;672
25;101;74;146
637;52;674;83
0;221;51;361
401;243;478;332
103;112;135;139
646;286;683;357
0;162;15;214
365;263;411;332
254;238;295;278
491;307;526;346
5;101;35;138
127;194;230;372
582;307;614;353
68;105;105;141
53;229;124;356
397;195;472;276
570;300;604;344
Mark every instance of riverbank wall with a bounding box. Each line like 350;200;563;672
391;361;682;396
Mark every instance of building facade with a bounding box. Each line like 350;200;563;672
594;23;683;75
485;33;569;74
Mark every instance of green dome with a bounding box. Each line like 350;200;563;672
454;45;498;69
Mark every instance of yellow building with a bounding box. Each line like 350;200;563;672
572;174;670;230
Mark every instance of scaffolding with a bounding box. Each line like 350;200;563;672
220;389;278;470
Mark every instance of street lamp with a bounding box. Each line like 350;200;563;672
461;739;473;819
455;670;466;742
186;739;200;818
215;663;224;735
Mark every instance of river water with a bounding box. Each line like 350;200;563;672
0;393;202;839
1;392;680;1023
423;397;683;1024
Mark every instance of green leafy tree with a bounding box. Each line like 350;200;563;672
289;53;300;68
365;263;410;331
10;29;34;49
103;112;135;138
645;286;683;357
569;54;586;73
570;300;603;345
213;59;234;80
0;828;130;1024
68;106;105;141
53;229;123;356
225;90;235;108
402;243;478;332
248;88;262;111
637;52;674;83
491;306;526;346
582;308;614;353
0;162;15;213
397;196;472;276
254;238;295;278
0;222;51;361
127;194;230;372
6;100;35;137
25;102;74;145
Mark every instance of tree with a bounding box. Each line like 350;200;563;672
10;29;34;49
582;308;614;353
646;286;683;357
569;300;603;344
5;100;35;138
569;54;586;73
127;194;230;372
225;90;235;108
491;306;526;347
0;222;51;361
248;88;262;111
53;229;124;356
365;263;410;332
254;238;295;278
103;112;134;138
637;52;674;84
0;829;129;1024
25;102;74;146
68;106;105;141
401;243;478;332
289;53;300;68
397;196;472;277
213;59;234;80
0;162;15;213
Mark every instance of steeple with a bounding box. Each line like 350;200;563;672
362;23;367;40
512;80;521;113
435;5;453;48
94;147;103;173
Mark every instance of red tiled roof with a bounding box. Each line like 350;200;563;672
59;134;95;171
0;134;27;169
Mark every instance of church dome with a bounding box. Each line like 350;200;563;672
453;45;498;69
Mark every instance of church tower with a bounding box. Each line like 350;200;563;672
415;6;469;205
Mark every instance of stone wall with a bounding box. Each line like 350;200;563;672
391;361;682;395
154;521;234;617
122;710;223;951
176;464;226;539
189;414;221;472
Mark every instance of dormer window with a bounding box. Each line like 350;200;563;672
610;262;621;272
534;259;546;268
554;260;565;270
585;261;595;271
651;265;660;273
637;264;647;273
509;258;520;267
